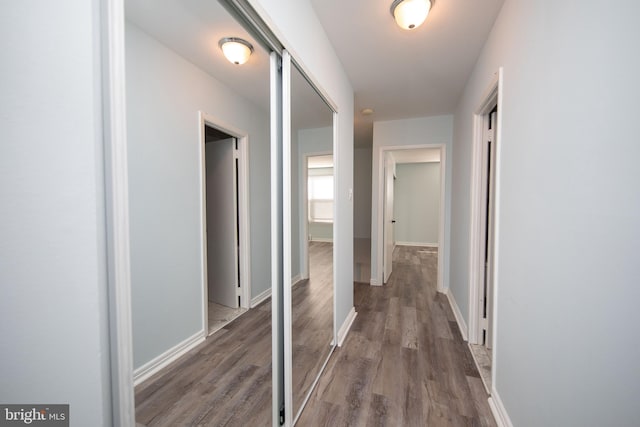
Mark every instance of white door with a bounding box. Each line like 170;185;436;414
205;137;238;308
383;153;395;283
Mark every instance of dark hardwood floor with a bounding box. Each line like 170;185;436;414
297;245;496;427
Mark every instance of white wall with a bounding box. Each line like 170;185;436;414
450;1;640;425
0;1;112;425
371;115;453;286
126;23;271;369
394;162;440;245
251;0;355;330
354;148;372;239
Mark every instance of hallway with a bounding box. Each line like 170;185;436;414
298;246;495;426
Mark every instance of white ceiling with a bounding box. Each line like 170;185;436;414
310;0;505;147
126;0;271;114
126;0;504;147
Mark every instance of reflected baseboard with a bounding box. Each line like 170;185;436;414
250;288;271;308
336;307;357;347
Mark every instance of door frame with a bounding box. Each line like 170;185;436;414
374;144;447;293
199;111;252;335
101;0;136;424
299;151;334;280
468;69;503;369
382;152;396;283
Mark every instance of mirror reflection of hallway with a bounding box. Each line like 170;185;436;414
288;61;335;422
125;0;275;424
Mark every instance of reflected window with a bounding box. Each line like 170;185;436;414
308;172;333;223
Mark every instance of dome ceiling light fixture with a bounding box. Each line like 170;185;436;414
219;37;254;65
390;0;433;30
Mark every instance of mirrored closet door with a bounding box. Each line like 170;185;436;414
125;0;280;424
283;51;336;424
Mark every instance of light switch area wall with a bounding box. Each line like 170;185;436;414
354;148;373;239
394;162;440;246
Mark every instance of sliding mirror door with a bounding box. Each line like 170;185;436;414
125;0;278;424
283;52;336;424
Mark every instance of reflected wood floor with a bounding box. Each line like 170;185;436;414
135;298;272;427
297;245;497;427
134;242;334;427
292;241;334;417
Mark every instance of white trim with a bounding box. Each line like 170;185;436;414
309;237;333;243
370;278;382;287
102;0;135;425
374;144;447;293
336;307;357;347
444;289;468;341
291;274;302;287
268;51;283;427
198;111;253;337
488;389;514;427
133;332;205;386
250;287;272;308
467;68;502;353
395;241;438;248
282;50;294;427
491;68;505;391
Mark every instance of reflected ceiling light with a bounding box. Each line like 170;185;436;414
390;0;432;30
361;108;374;115
218;37;254;65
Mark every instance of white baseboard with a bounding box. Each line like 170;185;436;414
489;388;513;427
336;307;357;347
444;288;468;341
291;274;302;287
395;241;438;248
251;287;271;308
133;331;204;386
309;237;333;243
370;278;382;286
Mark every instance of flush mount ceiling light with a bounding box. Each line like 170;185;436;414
219;37;254;65
390;0;433;30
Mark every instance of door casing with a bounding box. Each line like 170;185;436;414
467;68;504;395
373;144;447;293
199;111;252;336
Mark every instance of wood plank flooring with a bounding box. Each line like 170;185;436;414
207;302;246;335
135;297;272;427
297;245;497;427
292;241;334;418
135;241;334;427
135;244;494;426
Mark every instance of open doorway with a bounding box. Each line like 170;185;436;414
201;116;250;336
379;147;444;287
468;70;502;394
